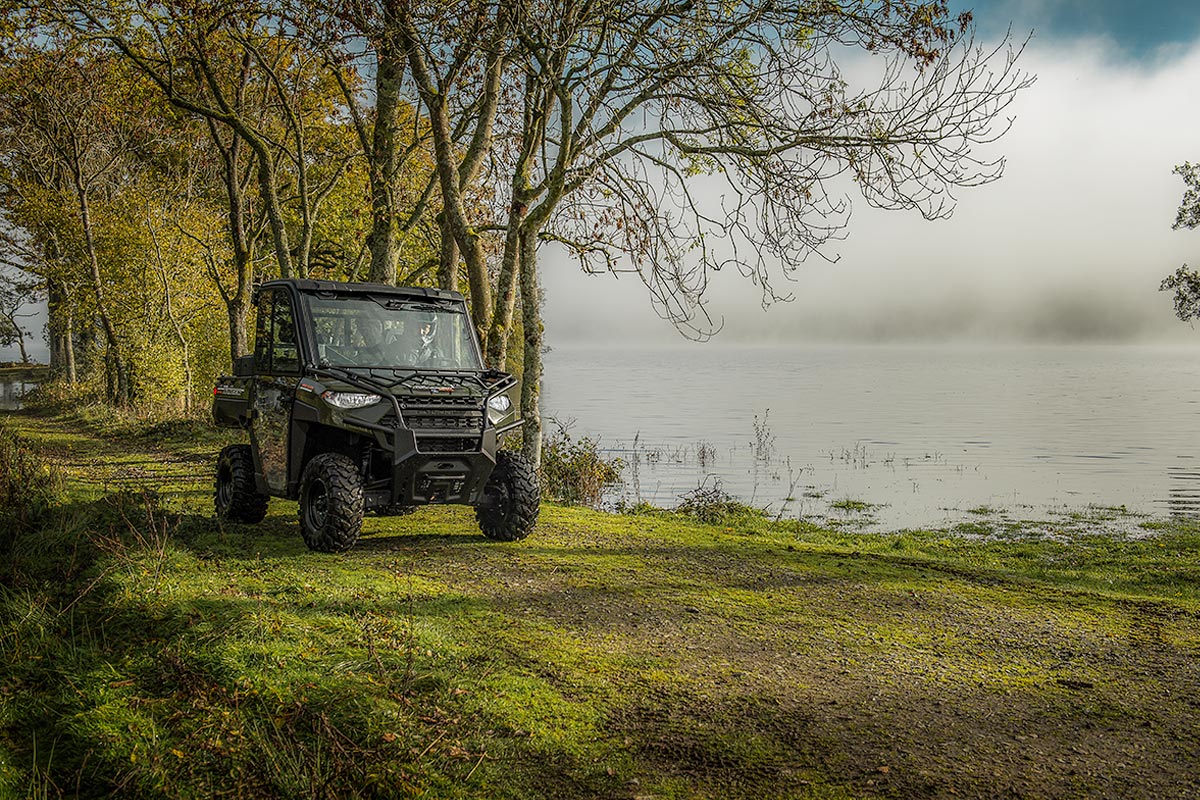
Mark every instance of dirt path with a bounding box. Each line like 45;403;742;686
10;413;212;491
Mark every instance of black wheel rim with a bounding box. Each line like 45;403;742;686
306;479;329;529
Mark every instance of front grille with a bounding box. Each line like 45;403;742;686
394;394;485;453
405;413;482;431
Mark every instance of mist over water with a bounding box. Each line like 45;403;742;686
540;35;1200;350
537;29;1200;497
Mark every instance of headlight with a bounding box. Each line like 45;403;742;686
322;390;382;409
487;394;512;424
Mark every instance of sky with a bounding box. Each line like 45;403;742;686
543;0;1200;346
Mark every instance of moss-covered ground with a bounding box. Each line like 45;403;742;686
2;409;1199;799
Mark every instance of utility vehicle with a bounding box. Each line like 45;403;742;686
212;278;538;552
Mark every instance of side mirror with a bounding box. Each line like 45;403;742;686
233;355;255;377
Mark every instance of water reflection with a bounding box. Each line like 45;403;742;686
1165;463;1200;519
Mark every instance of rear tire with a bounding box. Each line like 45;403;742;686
475;451;539;541
298;453;364;553
215;444;269;523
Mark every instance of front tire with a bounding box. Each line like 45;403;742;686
215;444;269;523
475;451;540;541
298;453;364;553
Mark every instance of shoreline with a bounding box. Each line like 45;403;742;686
0;363;50;381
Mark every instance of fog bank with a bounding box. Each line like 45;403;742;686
543;37;1200;347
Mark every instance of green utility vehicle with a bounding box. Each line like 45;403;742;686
212;278;538;552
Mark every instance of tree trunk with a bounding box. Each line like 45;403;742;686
486;196;527;369
74;177;128;404
47;280;66;375
518;225;543;467
252;146;293;279
438;210;459;292
424;92;491;345
49;327;63;373
492;69;550;370
207;122;256;362
401;25;493;347
64;301;76;384
365;26;405;285
366;201;400;284
229;293;250;362
295;214;312;280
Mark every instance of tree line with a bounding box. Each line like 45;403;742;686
0;0;1030;463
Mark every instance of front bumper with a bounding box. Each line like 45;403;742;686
368;426;499;507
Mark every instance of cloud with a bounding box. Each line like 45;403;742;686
542;35;1200;345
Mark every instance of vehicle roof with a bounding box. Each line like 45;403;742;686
260;278;465;303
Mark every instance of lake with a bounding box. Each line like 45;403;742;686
542;343;1200;532
0;377;36;411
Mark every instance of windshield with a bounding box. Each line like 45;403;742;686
304;294;482;370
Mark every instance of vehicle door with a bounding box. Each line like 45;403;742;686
251;289;303;493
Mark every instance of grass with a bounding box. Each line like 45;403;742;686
828;498;878;514
2;409;1200;798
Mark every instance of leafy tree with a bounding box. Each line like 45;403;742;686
0;37;256;406
45;0;447;353
2;0;1032;461
1161;163;1200;322
309;0;443;287
305;0;521;339
266;0;1033;463
396;0;509;339
0;42;165;402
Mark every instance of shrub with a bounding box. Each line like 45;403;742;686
0;423;63;546
540;420;623;507
20;375;105;411
674;478;764;525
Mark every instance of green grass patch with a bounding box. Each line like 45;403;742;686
3;411;1200;798
828;498;877;513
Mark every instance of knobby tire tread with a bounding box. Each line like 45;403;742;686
299;453;364;553
476;451;540;541
216;444;269;524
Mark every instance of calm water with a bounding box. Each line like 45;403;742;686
542;344;1200;532
0;378;34;411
